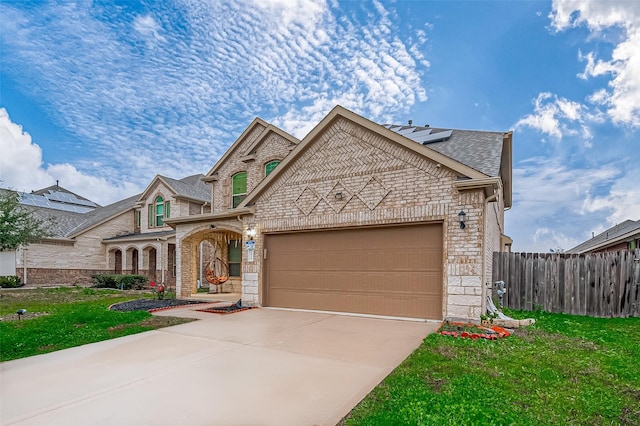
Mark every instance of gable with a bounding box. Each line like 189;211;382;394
247;116;461;221
137;176;176;205
204;118;299;179
241;105;487;209
205;120;299;212
139;179;174;206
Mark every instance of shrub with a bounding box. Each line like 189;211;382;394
91;274;148;290
0;275;22;288
120;275;147;290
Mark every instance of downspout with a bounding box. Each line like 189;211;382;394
22;246;27;285
199;241;203;289
482;192;498;316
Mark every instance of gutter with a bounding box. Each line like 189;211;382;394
163;206;255;229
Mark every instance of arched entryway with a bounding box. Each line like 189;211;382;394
109;249;123;274
179;227;243;298
143;246;157;282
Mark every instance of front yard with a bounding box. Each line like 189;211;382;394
0;287;194;361
2;288;639;424
343;310;640;425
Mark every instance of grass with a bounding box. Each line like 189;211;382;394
0;287;194;362
342;310;640;426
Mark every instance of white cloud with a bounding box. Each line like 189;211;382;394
550;0;640;126
0;108;139;205
581;178;640;225
515;92;591;140
133;15;166;43
0;0;430;202
506;157;622;252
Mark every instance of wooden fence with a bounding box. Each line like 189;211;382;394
492;249;640;317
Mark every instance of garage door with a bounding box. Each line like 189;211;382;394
264;224;443;319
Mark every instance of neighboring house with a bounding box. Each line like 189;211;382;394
6;175;211;287
168;106;513;321
568;220;640;254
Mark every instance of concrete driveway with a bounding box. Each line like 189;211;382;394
1;306;439;426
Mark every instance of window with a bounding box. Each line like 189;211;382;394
232;172;247;208
148;196;169;228
136;210;141;227
155;196;164;226
265;160;280;176
228;240;242;276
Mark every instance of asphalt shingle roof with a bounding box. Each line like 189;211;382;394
382;125;505;177
160;174;209;202
568;219;640;253
103;230;174;241
66;194;140;237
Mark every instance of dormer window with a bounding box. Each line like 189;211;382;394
265;160;281;176
148;196;170;227
232;172;247;208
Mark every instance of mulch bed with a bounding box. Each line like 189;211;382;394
109;299;210;312
438;321;511;340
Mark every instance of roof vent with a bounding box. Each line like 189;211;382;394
408;120;413;126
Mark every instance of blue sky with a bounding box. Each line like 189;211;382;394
1;0;638;252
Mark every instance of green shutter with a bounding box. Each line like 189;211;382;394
148;205;154;228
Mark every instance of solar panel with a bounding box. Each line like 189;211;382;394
420;130;453;145
406;129;434;142
18;192;96;213
46;190;98;207
395;127;419;136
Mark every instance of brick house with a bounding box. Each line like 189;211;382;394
6;174;211;287
568;220;640;254
168;106;513;321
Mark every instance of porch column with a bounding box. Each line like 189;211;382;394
136;246;144;274
121;250;126;274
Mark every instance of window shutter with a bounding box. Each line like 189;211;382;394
148;205;154;228
222;178;231;209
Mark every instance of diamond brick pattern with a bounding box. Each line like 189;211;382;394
324;181;353;213
356;177;390;210
295;186;321;216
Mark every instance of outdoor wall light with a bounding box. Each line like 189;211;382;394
458;210;466;229
335;191;343;199
246;227;257;240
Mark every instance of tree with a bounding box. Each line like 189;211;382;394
0;191;51;251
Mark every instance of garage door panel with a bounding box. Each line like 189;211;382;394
265;224;443;319
269;271;440;294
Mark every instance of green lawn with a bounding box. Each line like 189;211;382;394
0;287;193;362
343;310;640;426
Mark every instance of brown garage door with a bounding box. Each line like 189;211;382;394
265;224;443;319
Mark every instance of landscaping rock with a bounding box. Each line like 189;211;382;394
490;318;536;328
109;299;208;312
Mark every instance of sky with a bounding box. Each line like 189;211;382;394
0;0;638;253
